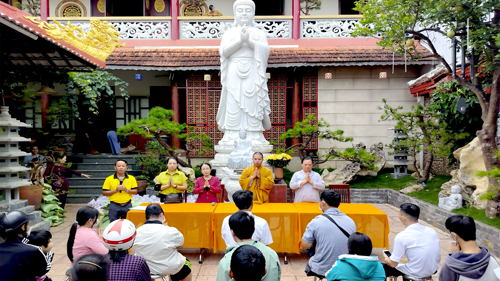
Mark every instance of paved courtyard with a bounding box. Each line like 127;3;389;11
47;203;463;281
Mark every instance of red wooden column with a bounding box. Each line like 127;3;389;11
291;78;300;146
40;0;49;22
292;0;300;40
171;81;181;148
171;0;179;40
41;94;50;128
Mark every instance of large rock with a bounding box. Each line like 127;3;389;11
400;184;424;194
439;138;489;209
178;166;196;183
322;163;361;185
357;142;386;177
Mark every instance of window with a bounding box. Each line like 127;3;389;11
115;97;150;128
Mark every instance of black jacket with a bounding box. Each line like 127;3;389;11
0;236;53;281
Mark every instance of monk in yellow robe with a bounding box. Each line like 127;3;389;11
239;152;274;203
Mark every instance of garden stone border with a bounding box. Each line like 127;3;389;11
351;188;500;258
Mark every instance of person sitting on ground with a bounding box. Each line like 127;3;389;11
229;245;267;281
439;215;500;281
193;163;221;203
325;232;385;281
28;230;55;281
239;152;275;204
133;204;192;281
155;157;188;203
67;253;110;281
221;190;273;248
103;219;150;281
383;203;440;279
290;156;325;202
302;190;357;279
102;159;137;222
217;211;281;281
67;206;108;264
0;210;53;281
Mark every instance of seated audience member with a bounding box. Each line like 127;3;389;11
302;190;356;279
383;203;440;278
193;163;221;203
222;190;273;247
229;245;267;281
134;204;192;281
68;253;110;281
440;215;500;281
0;210;53;281
67;206;108;263
325;232;385;281
290;156;325;202
103;219;150;281
217;211;281;281
239;152;274;204
28;230;55;281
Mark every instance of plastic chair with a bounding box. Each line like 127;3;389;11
328;184;350;203
151;273;168;281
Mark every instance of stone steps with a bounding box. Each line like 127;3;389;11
0;200;50;232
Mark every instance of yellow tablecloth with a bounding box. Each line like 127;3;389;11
213;203;300;254
294;202;390;249
126;203;217;249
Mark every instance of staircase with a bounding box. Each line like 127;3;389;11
66;154;142;204
0;201;49;232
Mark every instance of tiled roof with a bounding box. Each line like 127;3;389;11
106;46;434;70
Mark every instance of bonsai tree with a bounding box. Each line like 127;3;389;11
117;107;211;168
301;0;322;15
279;114;377;170
46;99;75;131
379;99;468;184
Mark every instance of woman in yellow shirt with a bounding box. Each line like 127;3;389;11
154;157;188;203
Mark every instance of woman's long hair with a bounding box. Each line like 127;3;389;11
67;206;99;262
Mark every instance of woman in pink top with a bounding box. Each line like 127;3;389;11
193;163;221;203
67;206;108;263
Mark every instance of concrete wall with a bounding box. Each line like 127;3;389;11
111;70;171;96
317;65;420;169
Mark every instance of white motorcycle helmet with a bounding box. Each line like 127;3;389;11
102;219;137;251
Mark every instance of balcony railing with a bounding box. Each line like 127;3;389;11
300;15;363;38
179;16;292;39
49;17;171;39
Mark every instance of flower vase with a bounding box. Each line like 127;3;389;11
274;167;284;180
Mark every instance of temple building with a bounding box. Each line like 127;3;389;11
2;0;438;168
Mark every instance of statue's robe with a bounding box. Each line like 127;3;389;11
239;165;274;204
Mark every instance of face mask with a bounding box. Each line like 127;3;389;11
161;217;166;224
449;233;456;243
26;226;32;237
92;219;99;229
319;204;323;213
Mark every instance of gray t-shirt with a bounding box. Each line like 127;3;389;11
302;207;357;276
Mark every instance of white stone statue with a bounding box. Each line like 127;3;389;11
228;130;254;169
439;185;463;211
216;0;271;146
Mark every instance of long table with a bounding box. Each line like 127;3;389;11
126;202;390;254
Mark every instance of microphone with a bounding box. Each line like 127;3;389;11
118;177;124;193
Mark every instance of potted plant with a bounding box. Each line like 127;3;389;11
144;140;162;159
135;174;148;196
134;153;167;187
264;153;292;180
46;137;68;154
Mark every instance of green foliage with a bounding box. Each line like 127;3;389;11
118;107;212;167
429;80;482;163
145;140;163;150
68;70;129;118
41;184;66;227
300;0;322;15
380;99;468;182
46;99;75;130
13;0;39;16
476;151;500;201
134;154;167;186
452;205;500;229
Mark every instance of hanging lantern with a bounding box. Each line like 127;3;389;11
36;86;57;95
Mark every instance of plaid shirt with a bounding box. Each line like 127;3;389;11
108;254;150;281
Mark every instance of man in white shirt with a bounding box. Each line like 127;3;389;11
133;204;193;281
221;190;273;248
290;157;325;202
384;203;441;279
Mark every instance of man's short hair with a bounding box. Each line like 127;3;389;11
320;190;341;207
445;215;476;241
229;211;255;240
347;232;372;256
233;190;253;210
145;204;163;220
253;152;263;159
301;156;313;164
115;159;128;166
230;245;266;281
28;230;52;248
400;203;420;221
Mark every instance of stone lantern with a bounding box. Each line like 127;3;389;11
388;128;411;179
0;106;31;204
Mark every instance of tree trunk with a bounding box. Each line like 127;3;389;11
417;152;433;184
155;134;190;168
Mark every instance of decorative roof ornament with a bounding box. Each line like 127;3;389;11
24;17;126;62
